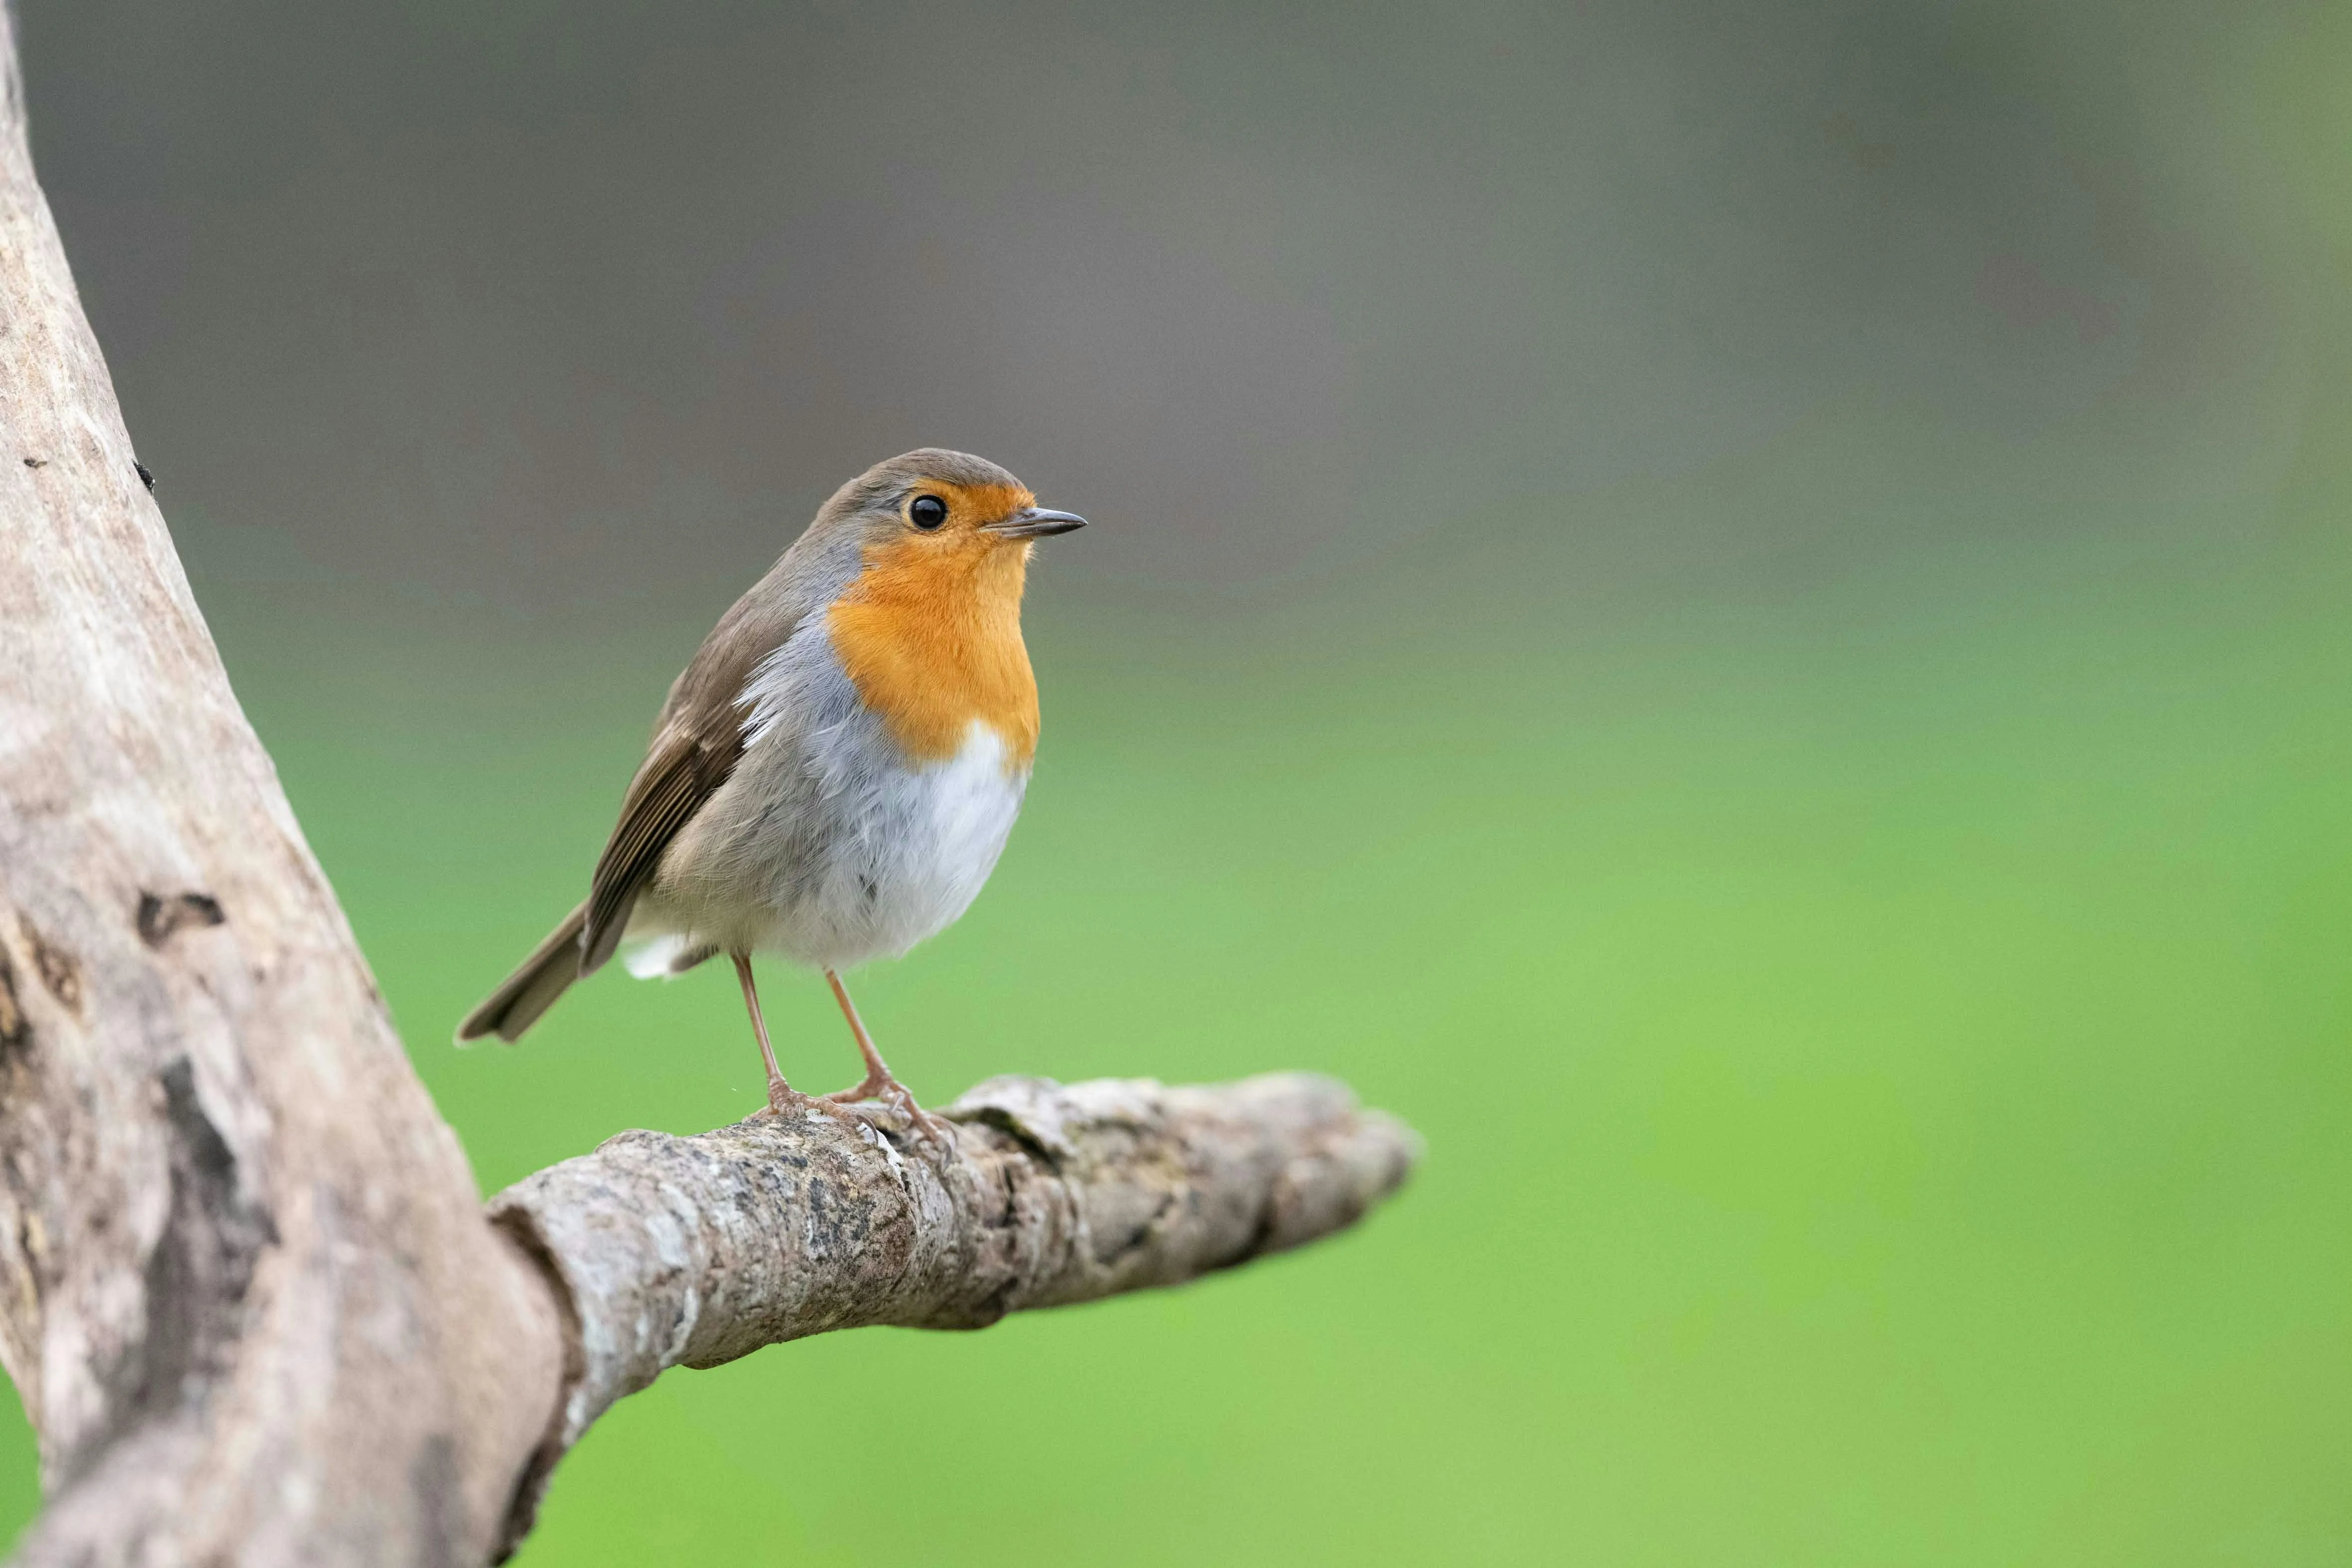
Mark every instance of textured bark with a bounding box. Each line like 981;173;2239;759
0;15;1416;1566
493;1073;1417;1519
0;13;567;1565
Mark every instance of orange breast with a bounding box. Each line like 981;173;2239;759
826;530;1040;770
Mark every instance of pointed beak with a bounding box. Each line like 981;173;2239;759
984;506;1088;540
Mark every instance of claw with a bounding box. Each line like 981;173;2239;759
894;1090;956;1151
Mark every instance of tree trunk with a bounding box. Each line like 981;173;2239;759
0;17;1414;1566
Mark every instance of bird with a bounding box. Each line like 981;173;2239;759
456;448;1085;1135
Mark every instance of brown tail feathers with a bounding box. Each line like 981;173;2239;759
456;903;587;1045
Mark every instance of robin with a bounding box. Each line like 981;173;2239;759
456;449;1084;1134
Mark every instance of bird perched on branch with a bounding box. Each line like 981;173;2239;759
457;449;1085;1134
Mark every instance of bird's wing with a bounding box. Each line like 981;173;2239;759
579;715;743;972
570;516;860;975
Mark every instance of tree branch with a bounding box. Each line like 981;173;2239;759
491;1074;1415;1543
0;15;1417;1565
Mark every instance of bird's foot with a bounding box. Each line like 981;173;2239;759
757;1079;841;1122
820;1071;894;1105
823;1074;955;1150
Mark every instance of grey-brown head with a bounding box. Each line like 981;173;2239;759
807;448;1086;553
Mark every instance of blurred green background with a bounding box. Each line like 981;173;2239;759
6;1;2351;1561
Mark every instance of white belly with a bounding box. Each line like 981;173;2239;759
630;717;1027;974
782;720;1025;967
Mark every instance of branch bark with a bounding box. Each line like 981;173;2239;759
0;17;1415;1568
491;1074;1414;1549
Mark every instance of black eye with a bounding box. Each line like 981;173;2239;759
910;494;948;530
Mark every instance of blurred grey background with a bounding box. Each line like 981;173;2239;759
22;0;2312;646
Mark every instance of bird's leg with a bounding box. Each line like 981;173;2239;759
819;969;895;1101
820;969;952;1144
733;952;804;1116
